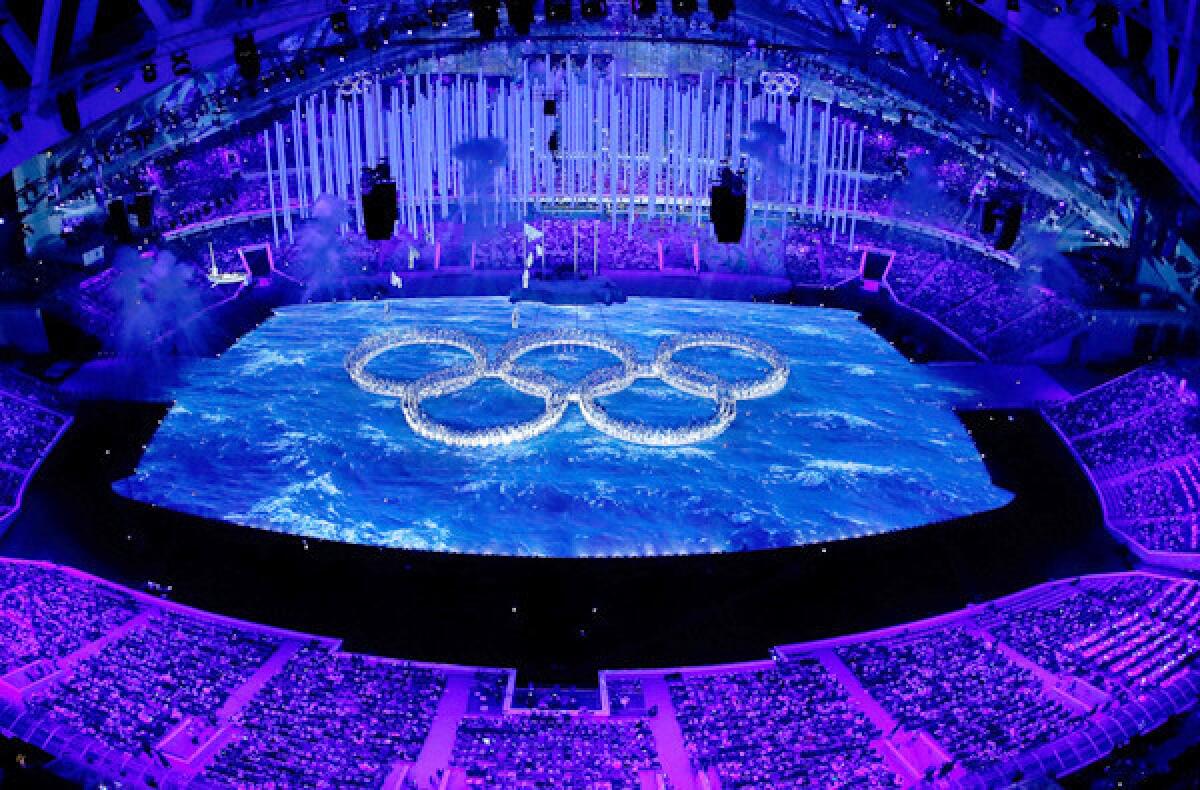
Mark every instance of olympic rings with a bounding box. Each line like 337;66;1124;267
338;71;374;97
345;328;789;447
759;70;801;98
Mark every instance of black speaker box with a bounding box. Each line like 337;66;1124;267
994;204;1023;251
363;181;398;241
710;184;747;243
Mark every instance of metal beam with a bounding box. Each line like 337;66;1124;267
33;0;62;87
970;0;1200;203
192;0;213;24
0;10;35;76
137;0;173;30
1170;0;1198;121
1148;0;1172;109
72;0;99;47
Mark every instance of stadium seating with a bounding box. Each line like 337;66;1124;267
1044;363;1200;556
0;560;1194;788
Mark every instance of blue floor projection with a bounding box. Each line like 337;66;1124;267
118;298;1012;557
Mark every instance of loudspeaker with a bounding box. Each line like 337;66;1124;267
132;193;154;228
543;99;557;116
710;173;747;244
106;199;132;243
56;92;81;134
363;181;398;241
633;0;656;16
672;0;697;15
981;199;1001;234
234;33;260;82
994;204;1023;251
505;0;535;34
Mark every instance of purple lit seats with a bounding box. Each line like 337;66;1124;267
0;565;141;675
26;611;279;753
1044;368;1184;438
905;258;995;316
605;677;647;716
1;560;1197;787
203;645;445;788
0;368;67;412
1071;406;1200;480
879;234;1083;359
1123;518;1200;554
1108;465;1196;520
837;628;1080;772
1044;364;1200;555
667;660;901;788
0;394;67;469
468;669;511;714
982;297;1081;359
0;469;20;513
450;712;660;789
978;575;1196;699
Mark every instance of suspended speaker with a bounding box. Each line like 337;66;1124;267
981;199;1001;234
363;181;398;241
994;204;1023;251
709;169;747;244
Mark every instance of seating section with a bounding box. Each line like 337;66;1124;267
0;370;69;522
204;645;445;788
27;611;279;753
1044;363;1200;555
605;676;648;716
0;564;141;675
880;228;1083;360
981;575;1200;698
667;660;900;787
0;560;1196;788
450;713;660;789
838;628;1080;772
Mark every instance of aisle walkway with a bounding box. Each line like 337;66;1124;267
639;675;698;790
409;671;474;787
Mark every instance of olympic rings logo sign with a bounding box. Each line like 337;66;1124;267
345;328;789;448
338;71;374;97
759;71;801;97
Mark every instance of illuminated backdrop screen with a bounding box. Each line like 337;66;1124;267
119;298;1011;556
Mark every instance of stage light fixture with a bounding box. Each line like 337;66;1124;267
330;11;352;35
142;62;157;83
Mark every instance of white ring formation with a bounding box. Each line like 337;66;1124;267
759;70;801;97
345;328;789;448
